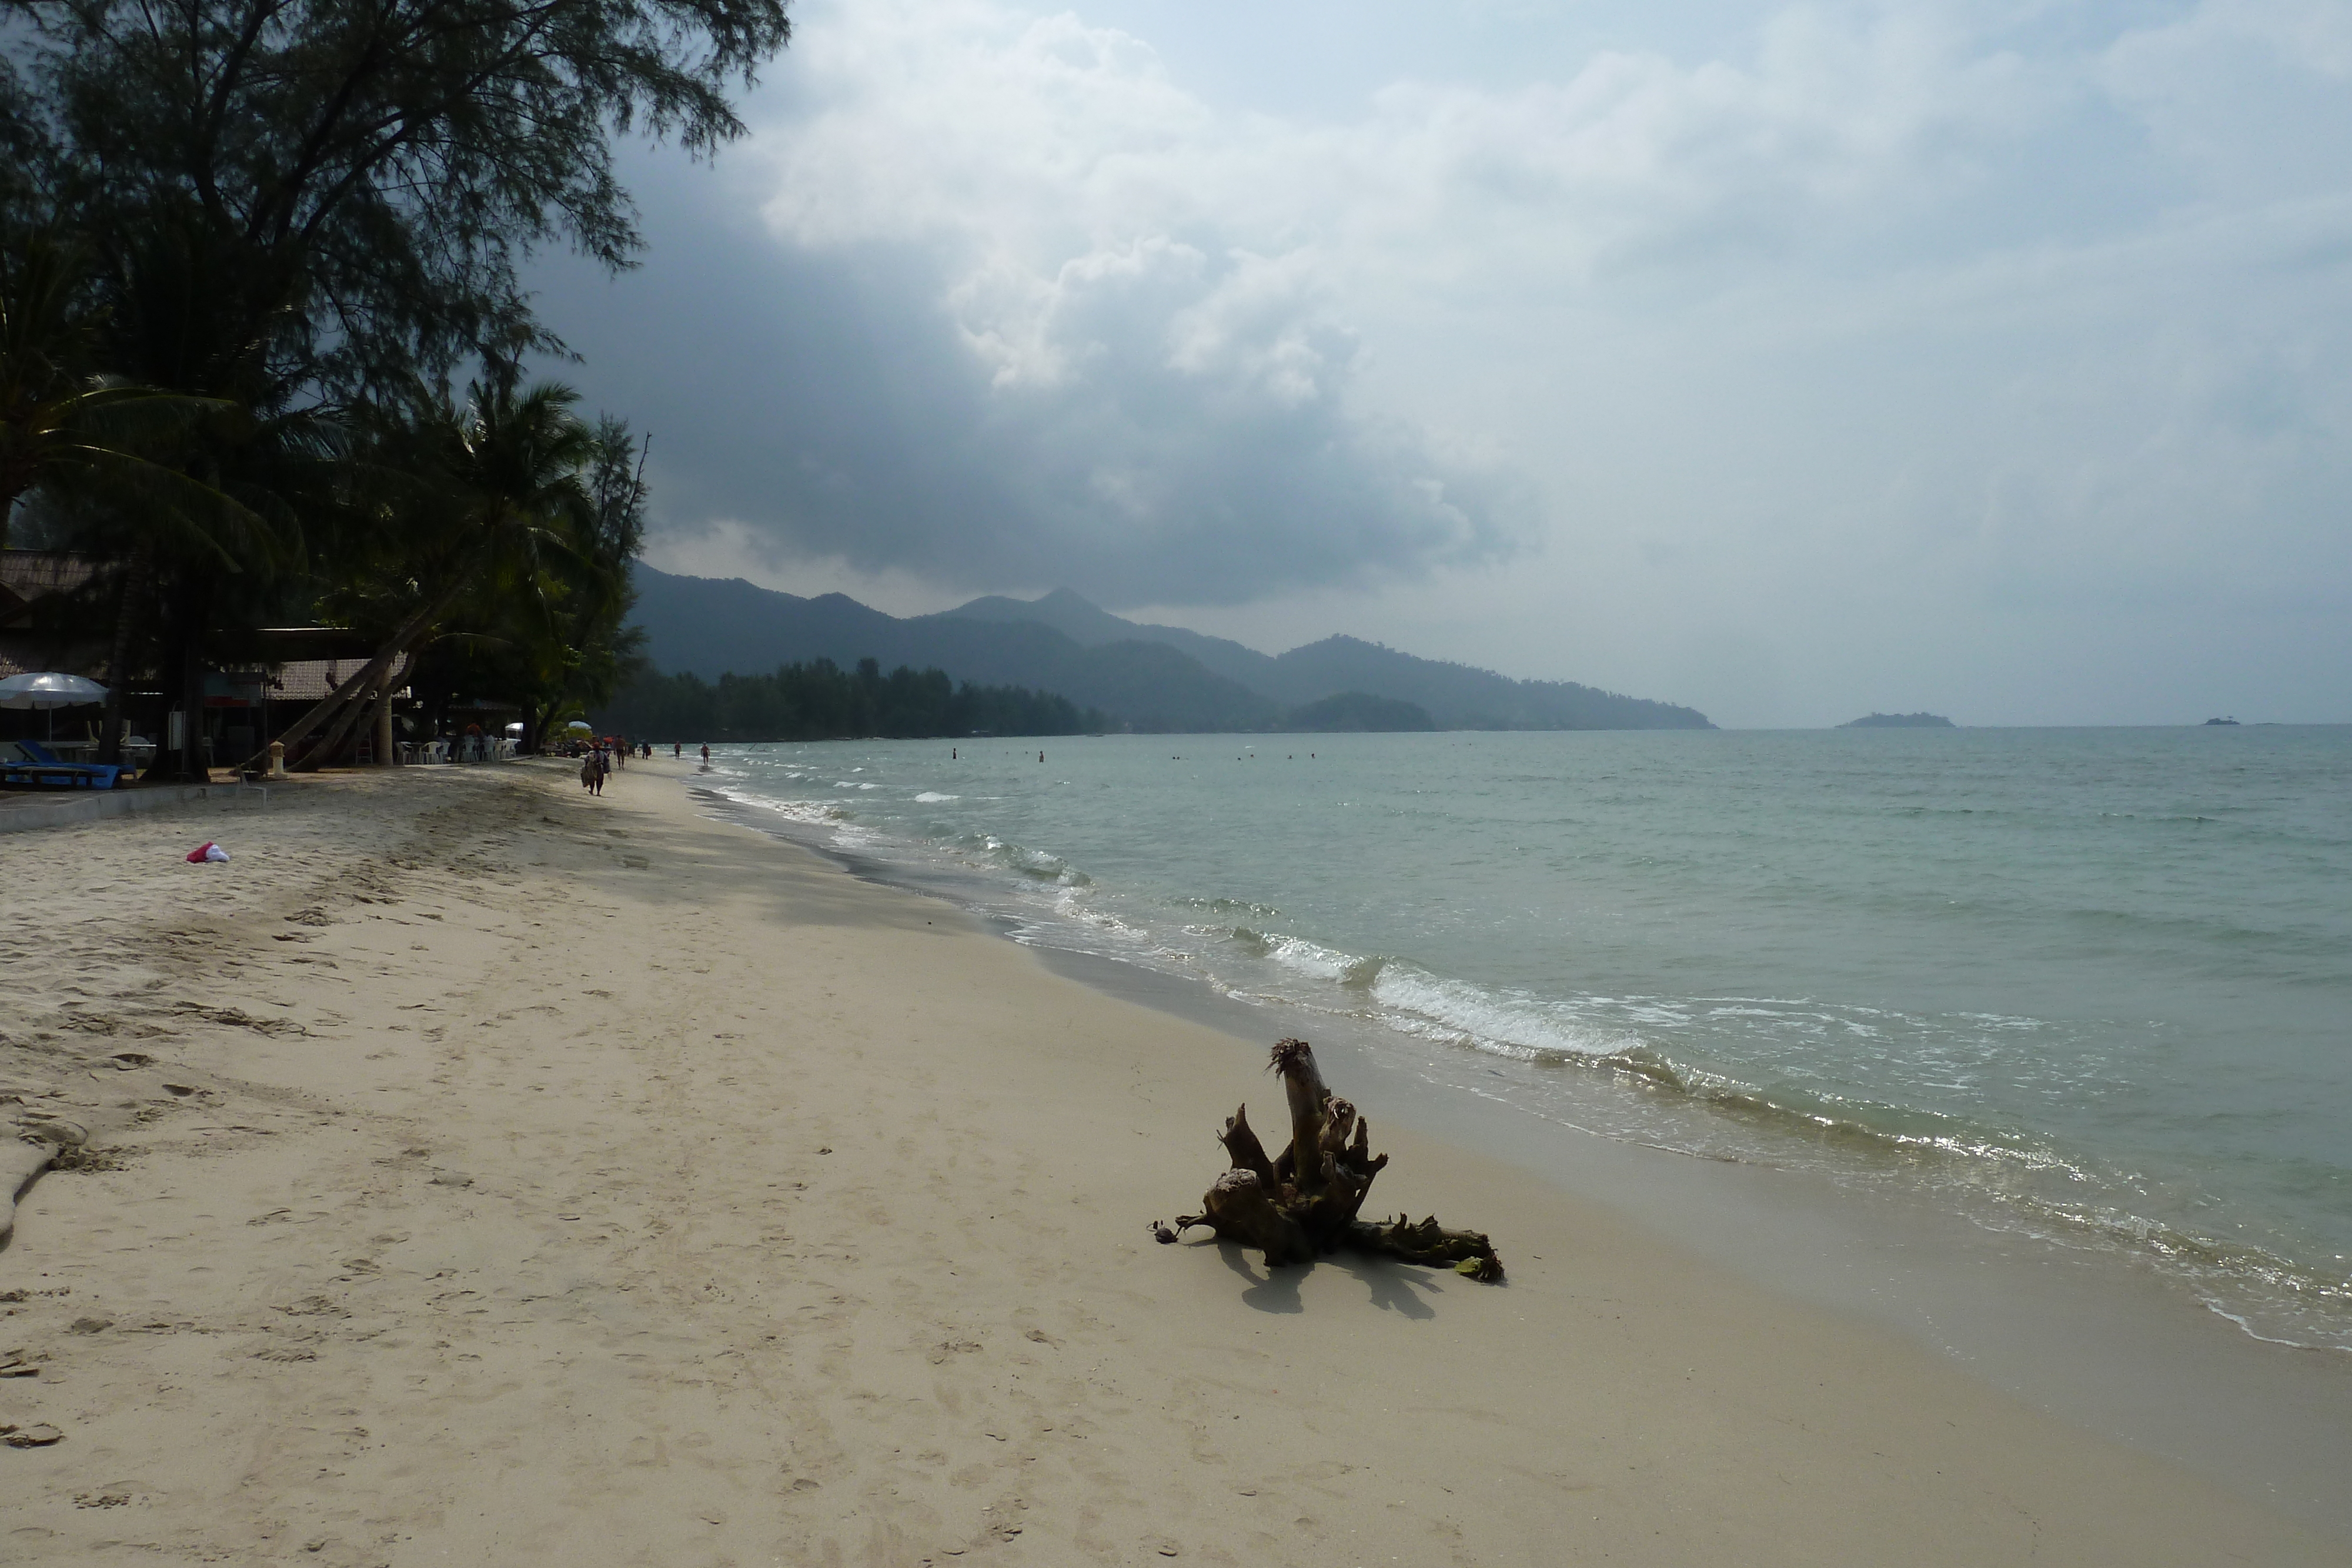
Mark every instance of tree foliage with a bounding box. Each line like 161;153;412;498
0;0;788;772
0;237;249;552
6;0;790;399
598;659;1106;743
378;394;648;751
267;375;640;767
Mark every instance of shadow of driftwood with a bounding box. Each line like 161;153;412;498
1210;1237;1304;1313
1197;1236;1449;1318
1330;1252;1442;1319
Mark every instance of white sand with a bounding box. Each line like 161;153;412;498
0;758;2338;1566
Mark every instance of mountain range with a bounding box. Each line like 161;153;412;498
626;564;1713;733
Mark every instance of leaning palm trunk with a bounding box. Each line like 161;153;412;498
299;681;379;771
240;658;378;774
238;573;469;774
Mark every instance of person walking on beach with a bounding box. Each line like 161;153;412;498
700;744;710;765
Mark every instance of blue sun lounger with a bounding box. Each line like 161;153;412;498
1;740;126;791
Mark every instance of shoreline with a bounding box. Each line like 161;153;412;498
0;757;2340;1564
682;729;2352;1373
695;764;2352;1536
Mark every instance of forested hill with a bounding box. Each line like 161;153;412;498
627;565;1712;733
597;659;1101;742
936;586;1284;692
627;569;1277;732
1265;636;1711;730
927;593;1711;729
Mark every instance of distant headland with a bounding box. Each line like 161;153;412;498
1841;712;1955;728
607;567;1718;736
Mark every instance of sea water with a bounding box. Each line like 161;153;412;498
690;726;2352;1355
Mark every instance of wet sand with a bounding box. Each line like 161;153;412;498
0;757;2338;1566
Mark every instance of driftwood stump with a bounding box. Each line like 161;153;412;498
1155;1038;1504;1282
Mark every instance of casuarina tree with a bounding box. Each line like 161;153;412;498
6;0;791;403
3;0;787;775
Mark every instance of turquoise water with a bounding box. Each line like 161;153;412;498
696;726;2352;1350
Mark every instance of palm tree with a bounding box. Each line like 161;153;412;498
510;416;649;751
3;235;312;774
0;238;240;550
278;375;603;768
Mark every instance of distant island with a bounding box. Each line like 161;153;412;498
1841;712;1955;728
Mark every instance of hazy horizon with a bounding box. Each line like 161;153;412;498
532;0;2352;728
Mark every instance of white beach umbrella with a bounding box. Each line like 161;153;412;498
0;671;109;709
0;672;110;743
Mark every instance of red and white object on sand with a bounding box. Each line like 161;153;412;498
185;841;229;864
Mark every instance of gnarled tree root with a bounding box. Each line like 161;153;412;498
1158;1038;1504;1283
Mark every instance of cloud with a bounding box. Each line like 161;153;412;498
759;0;2054;285
2098;0;2352;199
550;206;1524;606
533;0;2352;720
559;0;2059;607
579;1;1528;606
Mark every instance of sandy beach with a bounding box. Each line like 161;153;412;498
0;757;2338;1567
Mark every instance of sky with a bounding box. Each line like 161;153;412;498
529;0;2352;727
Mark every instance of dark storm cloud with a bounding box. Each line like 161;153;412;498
531;166;1525;607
